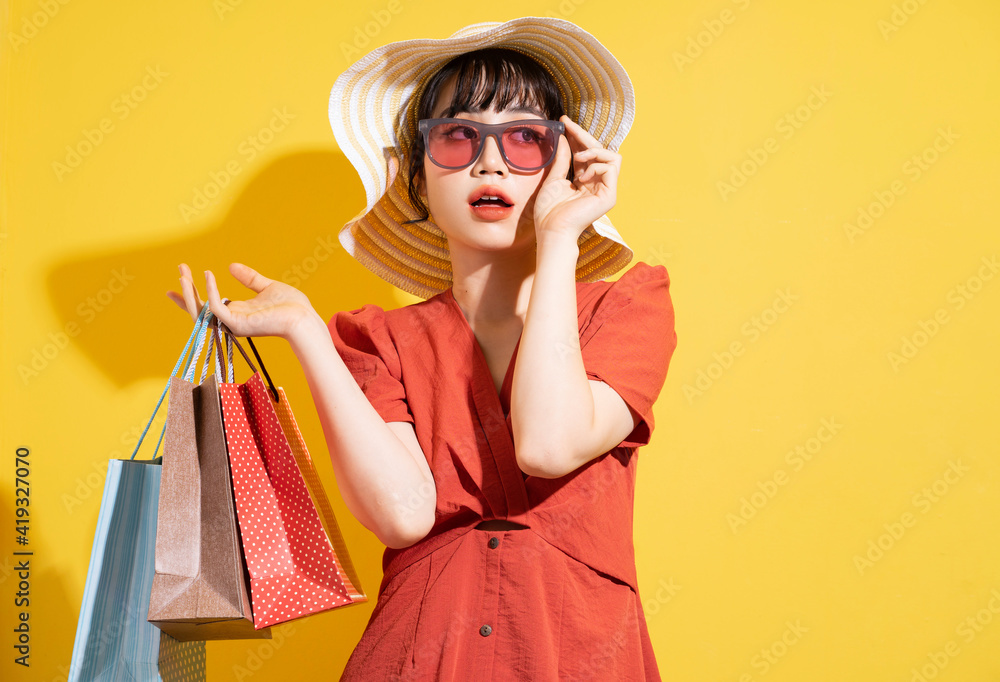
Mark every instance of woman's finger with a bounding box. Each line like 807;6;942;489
535;135;573;211
166;290;189;313
181;276;205;313
180;263;200;291
177;264;205;317
549;135;573;185
180;271;198;314
560;115;604;151
574;148;621;165
229;262;273;294
563;126;589;158
577;163;618;183
204;269;238;330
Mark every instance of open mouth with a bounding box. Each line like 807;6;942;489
471;196;513;208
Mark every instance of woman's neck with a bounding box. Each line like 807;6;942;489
448;245;536;328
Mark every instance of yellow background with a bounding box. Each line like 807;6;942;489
3;0;999;680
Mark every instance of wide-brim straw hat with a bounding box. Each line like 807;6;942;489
329;17;636;300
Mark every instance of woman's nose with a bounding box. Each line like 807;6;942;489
472;134;508;175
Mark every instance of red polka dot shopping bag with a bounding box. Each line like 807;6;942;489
214;323;367;629
147;311;272;641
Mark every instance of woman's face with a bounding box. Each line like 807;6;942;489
417;75;557;257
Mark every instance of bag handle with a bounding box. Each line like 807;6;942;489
196;316;226;385
216;320;281;403
183;311;220;385
246;337;280;404
130;303;214;461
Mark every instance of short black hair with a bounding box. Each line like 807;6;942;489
403;48;566;224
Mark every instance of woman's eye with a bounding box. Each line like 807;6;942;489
508;128;540;144
444;125;478;140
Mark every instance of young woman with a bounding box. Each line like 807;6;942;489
168;18;677;681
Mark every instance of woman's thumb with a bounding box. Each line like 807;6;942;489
229;262;271;293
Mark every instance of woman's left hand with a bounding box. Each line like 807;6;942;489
532;115;621;243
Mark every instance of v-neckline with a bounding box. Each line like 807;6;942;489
445;288;522;418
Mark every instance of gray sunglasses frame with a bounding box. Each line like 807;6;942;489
417;118;566;171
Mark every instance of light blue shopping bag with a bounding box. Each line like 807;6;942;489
68;306;214;681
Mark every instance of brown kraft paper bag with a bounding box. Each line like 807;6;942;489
148;347;272;640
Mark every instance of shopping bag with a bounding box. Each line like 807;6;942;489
69;308;210;681
246;338;366;604
148;316;271;641
68;460;206;681
215;326;366;629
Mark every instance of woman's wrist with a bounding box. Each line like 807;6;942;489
285;307;331;355
536;230;581;264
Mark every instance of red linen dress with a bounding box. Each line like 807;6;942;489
330;261;677;681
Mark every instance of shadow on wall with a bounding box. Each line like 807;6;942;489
46;151;404;388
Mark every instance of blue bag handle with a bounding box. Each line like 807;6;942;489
129;303;214;461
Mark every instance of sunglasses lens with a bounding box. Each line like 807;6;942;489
426;121;558;170
501;124;556;170
427;122;481;168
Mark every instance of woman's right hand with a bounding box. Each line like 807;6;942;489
166;262;318;340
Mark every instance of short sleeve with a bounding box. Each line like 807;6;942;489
580;262;677;449
328;304;414;425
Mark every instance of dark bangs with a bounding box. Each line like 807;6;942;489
404;48;566;224
421;48;564;121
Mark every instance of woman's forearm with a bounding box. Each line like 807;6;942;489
285;311;436;549
510;233;596;477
